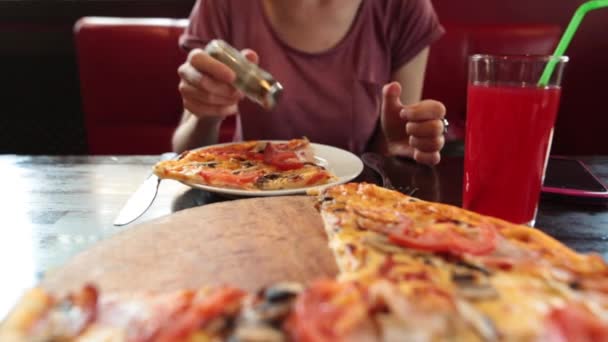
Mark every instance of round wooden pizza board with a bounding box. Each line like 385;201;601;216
41;196;338;296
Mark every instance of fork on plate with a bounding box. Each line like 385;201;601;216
361;152;418;196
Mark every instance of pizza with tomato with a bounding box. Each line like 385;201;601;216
153;138;336;191
313;182;608;341
3;182;608;341
0;282;303;342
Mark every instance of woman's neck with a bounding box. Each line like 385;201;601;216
262;0;362;54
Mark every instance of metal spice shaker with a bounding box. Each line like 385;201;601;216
205;39;283;110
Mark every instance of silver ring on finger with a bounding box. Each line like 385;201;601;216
442;118;449;135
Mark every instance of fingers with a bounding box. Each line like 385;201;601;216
178;63;241;100
381;82;403;119
400;99;446;122
178;81;240;106
409;132;444;165
409;135;445;153
388;140;442;166
188;48;236;84
178;48;251;118
379;83;446;166
400;99;446;166
406;120;445;165
178;47;260;119
406;120;444;138
182;96;238;118
413;151;441;166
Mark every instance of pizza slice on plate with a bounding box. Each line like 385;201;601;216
153;138;336;191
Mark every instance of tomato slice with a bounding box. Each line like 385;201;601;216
450;223;497;255
389;227;453;253
244;151;265;161
305;171;329;186
154;287;246;342
263;143;304;170
285;280;369;342
544;304;608;342
57;284;98;337
389;223;497;256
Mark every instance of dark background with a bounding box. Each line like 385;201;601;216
0;0;606;155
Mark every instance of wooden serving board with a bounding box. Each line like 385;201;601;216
42;196;338;296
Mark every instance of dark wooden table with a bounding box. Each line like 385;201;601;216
0;154;606;319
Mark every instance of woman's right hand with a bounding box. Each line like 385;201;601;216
177;48;259;119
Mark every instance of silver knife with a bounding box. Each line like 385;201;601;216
113;152;177;226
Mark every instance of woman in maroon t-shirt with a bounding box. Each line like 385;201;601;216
173;0;447;165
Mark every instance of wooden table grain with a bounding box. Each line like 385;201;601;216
0;154;606;319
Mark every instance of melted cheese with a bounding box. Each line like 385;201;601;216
316;182;608;341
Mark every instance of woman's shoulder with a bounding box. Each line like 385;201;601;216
366;0;444;70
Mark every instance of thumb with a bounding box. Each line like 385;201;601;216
381;82;407;144
381;82;403;117
241;49;259;65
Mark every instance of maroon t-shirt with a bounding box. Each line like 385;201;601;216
180;0;444;154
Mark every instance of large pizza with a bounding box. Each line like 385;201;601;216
2;183;607;341
153;138;336;191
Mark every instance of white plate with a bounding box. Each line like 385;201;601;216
179;141;363;197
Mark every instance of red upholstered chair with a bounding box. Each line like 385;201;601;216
74;17;235;154
424;23;562;142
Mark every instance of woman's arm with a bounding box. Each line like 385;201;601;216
382;47;429;143
377;47;447;165
171;49;259;153
171;110;224;153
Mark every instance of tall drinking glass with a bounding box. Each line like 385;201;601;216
463;55;568;226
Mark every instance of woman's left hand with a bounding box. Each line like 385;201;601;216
381;82;446;166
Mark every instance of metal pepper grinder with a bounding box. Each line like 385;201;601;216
205;39;283;110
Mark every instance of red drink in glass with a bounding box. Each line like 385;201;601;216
463;54;568;226
463;84;561;224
